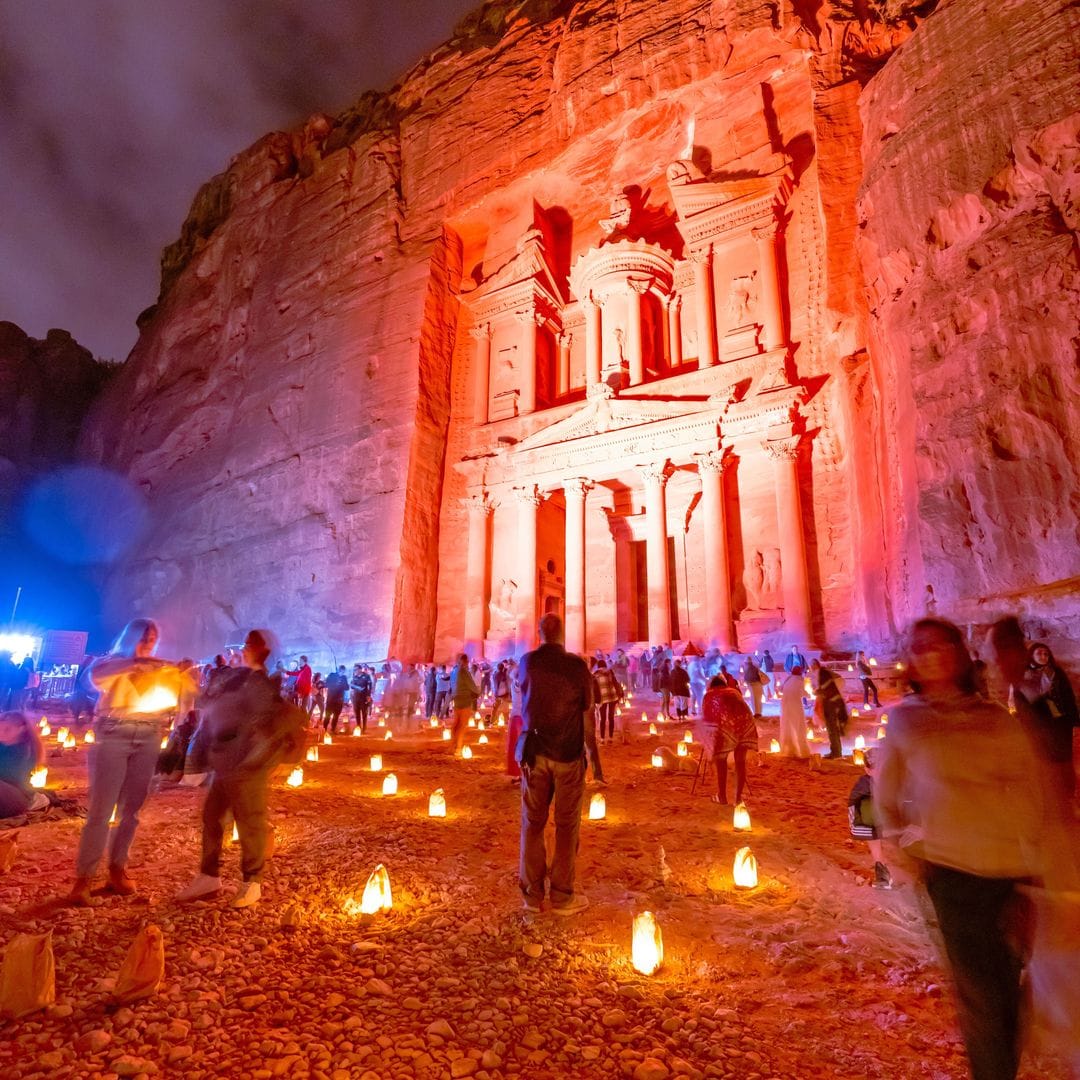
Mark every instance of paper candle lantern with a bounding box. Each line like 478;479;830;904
474;711;481;721
323;733;333;746
632;911;663;975
382;773;398;796
806;727;816;741
881;713;889;725
369;755;382;772
649;723;658;736
676;742;688;758
83;730;95;744
478;733;489;745
39;716;47;728
496;716;506;727
377;718;386;728
384;730;393;741
56;727;70;744
230;822;239;843
733;846;758;888
683;731;693;743
869;657;878;667
462;746;473;760
877;726;886;740
442;728;451;741
429;717;439;728
29;765;47;789
854;734;866;750
477;720;486;731
306;745;319;763
360;864;392;915
40;724;51;737
160;736;169;749
589;793;606;820
651;751;663;768
63;734;76;750
732;803;751;831
428;789;446;817
641;712;648;724
286;766;303;787
770;739;781;754
852;748;866;766
352;726;362;737
109;806;118;826
467;717;477;728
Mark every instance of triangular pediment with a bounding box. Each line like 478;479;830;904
513;392;713;454
464;228;566;319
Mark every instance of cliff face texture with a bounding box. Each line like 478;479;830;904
856;0;1080;649
80;0;1079;663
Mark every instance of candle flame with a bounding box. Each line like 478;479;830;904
632;911;663;975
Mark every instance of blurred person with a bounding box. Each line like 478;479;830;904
397;664;421;730
743;654;764;718
517;614;593;915
450;653;479;754
592;658;621;744
0;711;46;819
423;663;438;720
491;661;512;728
697;675;757;805
323;666;349;734
877;617;1063;1080
779;665;810;758
310;673;326;723
434;664;452;719
760;648;776;701
784;644;807;673
856;650;880;708
287;656;313;713
69;619;187;905
350;664;373;733
177;629;305;908
811;658;847;759
670;659;691;719
657;657;673;718
505;659;524;784
0;652;16;710
847;747;892;889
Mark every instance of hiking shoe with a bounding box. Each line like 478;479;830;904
522;896;542;914
231;880;262;908
551;892;589;917
68;876;93;907
107;865;137;896
176;874;223;902
872;862;893;890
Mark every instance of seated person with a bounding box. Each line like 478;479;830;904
0;711;46;819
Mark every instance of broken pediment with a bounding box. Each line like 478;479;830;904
462;227;566;322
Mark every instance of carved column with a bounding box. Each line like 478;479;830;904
469;324;492;425
690;247;717;368
462;493;494;656
626;279;648;385
515;309;540;415
583;294;602;387
696;451;735;652
753;219;786;352
557;330;572;397
664;293;683;369
640;461;672;644
764;437;813;645
563;478;593;655
513;485;544;657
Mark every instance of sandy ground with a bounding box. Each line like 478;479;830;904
0;692;1070;1080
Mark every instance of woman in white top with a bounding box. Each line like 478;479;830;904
778;665;810;758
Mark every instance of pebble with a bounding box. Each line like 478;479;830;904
634;1058;671;1080
602;1009;628;1028
521;942;543;959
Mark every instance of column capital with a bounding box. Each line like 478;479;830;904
687;245;712;265
511;484;545;508
752;219;781;244
513;306;545;327
627;277;652;296
461;491;495;514
639;460;670;486
696;449;733;476
762;435;801;462
586;381;615;402
661;291;682;312
468;322;492;341
563;477;594;500
557;329;573;348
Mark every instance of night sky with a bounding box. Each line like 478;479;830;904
0;0;479;362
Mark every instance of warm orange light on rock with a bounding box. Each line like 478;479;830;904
369;755;382;772
733;846;758;888
382;773;398;796
286;766;304;787
632;911;663;975
589;793;606;820
29;766;47;789
230;822;239;843
428;788;446;817
733;803;751;831
109;806;118;826
360;864;392;914
160;736;168;750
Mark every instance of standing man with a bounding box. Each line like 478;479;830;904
450;654;480;753
350;664;373;733
423;664;438;721
856;650;880;708
761;648;776;701
810;658;847;760
288;655;313;714
323;666;349;734
517;614;593;916
784;644;807;674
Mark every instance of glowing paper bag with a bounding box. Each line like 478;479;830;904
0;931;55;1018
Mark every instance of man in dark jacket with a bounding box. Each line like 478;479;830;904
324;666;349;733
811;659;847;759
517;614;593;916
350;665;373;733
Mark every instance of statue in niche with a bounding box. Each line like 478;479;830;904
489;578;518;632
727;273;757;327
743;550;765;612
762;548;782;609
599;192;633;235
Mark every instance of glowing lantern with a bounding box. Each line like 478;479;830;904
477;720;486;731
881;713;889;725
63;734;76;750
733;846;758;888
478;733;489;745
384;730;393;741
589;793;606;820
631;911;663;975
854;734;866;750
29;766;47;789
230;822;239;843
286;766;304;787
683;731;693;743
352;726;362;737
676;742;688;758
428;789;446;817
733;803;751;831
377;718;386;728
160;736;168;750
847;664;854;672
496;716;506;728
369;755;382;772
467;718;477;729
39;716;47;728
895;662;903;670
473;711;481;721
853;748;866;766
852;709;860;718
56;726;70;744
649;723;658;736
442;728;451;741
877;726;886;740
109;806;117;826
132;684;179;714
323;733;333;746
641;712;647;724
651;751;663;768
360;864;392;915
803;679;814;696
429;717;439;728
769;739;781;754
382;773;398;796
869;658;878;667
306;745;319;763
615;707;622;717
83;730;95;744
462;746;473;760
806;727;816;741
40;724;51;737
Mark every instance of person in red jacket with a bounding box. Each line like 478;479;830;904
287;656;313;714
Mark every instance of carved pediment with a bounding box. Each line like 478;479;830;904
463;227;566;321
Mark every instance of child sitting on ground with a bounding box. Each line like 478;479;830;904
847;747;893;889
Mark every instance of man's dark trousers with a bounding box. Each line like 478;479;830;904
520;754;586;907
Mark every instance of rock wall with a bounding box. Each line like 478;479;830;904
856;0;1080;656
80;0;1077;664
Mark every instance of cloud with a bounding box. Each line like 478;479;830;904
0;0;476;360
